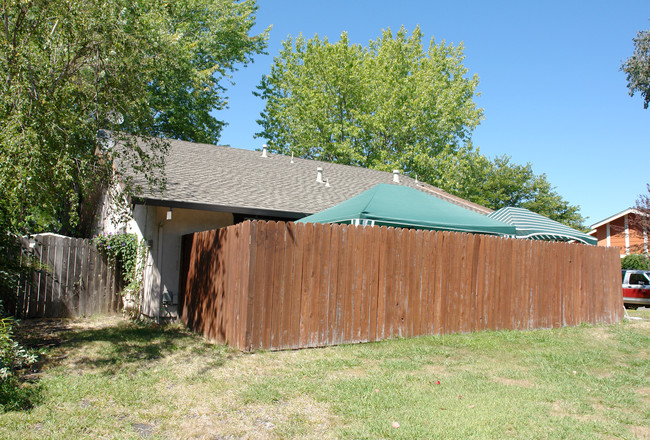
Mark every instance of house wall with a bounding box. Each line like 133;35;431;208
592;214;648;256
96;189;234;319
608;217;627;253
138;206;234;319
627;213;648;254
593;226;607;247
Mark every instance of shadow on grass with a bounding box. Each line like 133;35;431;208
55;321;226;374
0;377;42;412
9;317;231;411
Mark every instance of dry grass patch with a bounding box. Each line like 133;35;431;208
492;376;535;388
176;395;338;440
629;424;650;439
422;363;449;378
636;387;650;405
550;400;605;424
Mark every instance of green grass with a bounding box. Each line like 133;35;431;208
1;311;648;439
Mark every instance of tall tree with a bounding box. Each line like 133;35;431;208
622;28;650;108
256;27;585;228
1;0;268;236
423;149;585;228
256;26;483;182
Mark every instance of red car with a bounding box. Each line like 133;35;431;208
622;269;650;309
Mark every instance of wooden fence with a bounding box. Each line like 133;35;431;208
180;221;623;351
13;234;122;318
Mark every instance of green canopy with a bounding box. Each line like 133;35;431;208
297;184;516;236
487;207;596;245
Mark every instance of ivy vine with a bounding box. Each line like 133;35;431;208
93;232;146;296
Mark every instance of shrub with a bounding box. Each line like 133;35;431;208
0;303;38;411
621;253;650;270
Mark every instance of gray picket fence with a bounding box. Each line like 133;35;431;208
14;234;123;318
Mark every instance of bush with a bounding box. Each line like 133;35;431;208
0;305;38;411
621;253;650;270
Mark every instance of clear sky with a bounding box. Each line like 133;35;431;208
216;0;650;227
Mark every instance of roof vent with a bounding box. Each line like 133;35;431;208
316;167;323;183
325;178;331;188
290;151;295;164
261;144;268;158
393;169;400;183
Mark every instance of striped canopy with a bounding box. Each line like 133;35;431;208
487;207;596;245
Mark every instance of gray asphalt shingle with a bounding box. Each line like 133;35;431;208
132;138;492;216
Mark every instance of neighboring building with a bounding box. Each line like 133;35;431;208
589;208;649;257
97;137;493;320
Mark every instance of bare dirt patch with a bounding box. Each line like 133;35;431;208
636;387;650;405
422;363;449;378
176;395;339;440
586;326;613;342
629;424;650;439
492;376;535;388
550;400;612;425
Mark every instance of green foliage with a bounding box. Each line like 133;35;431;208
0;317;36;381
439;152;587;229
0;235;22;314
93;232;146;295
256;26;585;229
0;304;38;412
621;253;650;270
0;0;268;237
622;29;650;109
256;26;483;174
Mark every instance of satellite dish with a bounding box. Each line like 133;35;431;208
97;129;115;150
107;111;124;125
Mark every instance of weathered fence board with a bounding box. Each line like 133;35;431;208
180;220;624;352
13;234;122;318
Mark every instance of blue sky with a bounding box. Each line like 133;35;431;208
217;0;650;227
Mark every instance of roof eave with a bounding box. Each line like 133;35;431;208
132;197;307;220
590;208;644;229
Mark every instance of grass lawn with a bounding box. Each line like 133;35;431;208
1;309;649;439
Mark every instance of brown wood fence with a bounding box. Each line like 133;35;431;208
13;234;122;318
180;221;623;351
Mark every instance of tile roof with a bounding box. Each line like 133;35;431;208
130;137;492;217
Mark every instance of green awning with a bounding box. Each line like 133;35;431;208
487;207;596;245
297;184;516;236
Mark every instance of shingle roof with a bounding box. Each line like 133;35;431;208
131;138;492;217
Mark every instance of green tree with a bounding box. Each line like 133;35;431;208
256;27;585;228
427;151;586;229
1;0;268;236
256;26;483;181
622;28;650;108
0;0;267;308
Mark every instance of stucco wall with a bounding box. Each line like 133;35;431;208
139;206;234;319
96;189;234;319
